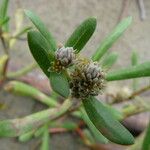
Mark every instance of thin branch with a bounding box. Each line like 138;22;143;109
137;0;146;21
0;98;73;137
0;28;9;54
129;85;150;99
109;85;150;104
7;62;38;78
118;0;129;22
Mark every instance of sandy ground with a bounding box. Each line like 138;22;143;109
0;0;150;149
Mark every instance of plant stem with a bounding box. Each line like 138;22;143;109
128;85;150;99
122;100;150;118
0;28;10;78
110;85;150;104
137;0;146;21
0;54;9;80
0;28;9;54
0;98;73;137
7;62;38;78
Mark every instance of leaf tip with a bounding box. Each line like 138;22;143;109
124;16;133;25
24;9;31;15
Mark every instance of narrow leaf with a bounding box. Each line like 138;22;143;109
25;10;57;51
19;130;34;142
101;52;118;69
5;81;58;107
80;107;108;143
40;125;50;150
7;62;37;78
49;121;77;131
27;31;54;77
131;50;138;66
0;98;72;137
49;72;70;98
104;105;124;121
83;129;95;144
131;50;139;90
0;0;9;31
0;16;9;27
106;61;150;81
142;122;150;150
0;0;9;19
92;16;132;61
34;126;45;138
83;96;134;145
14;26;32;38
65;18;96;53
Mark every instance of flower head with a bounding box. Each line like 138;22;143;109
48;46;76;73
70;58;105;98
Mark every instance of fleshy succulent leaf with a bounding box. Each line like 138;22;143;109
25;10;57;51
101;52;118;69
92;16;132;61
80;107;109;143
65;17;96;53
49;71;70;98
106;61;150;81
83;96;134;145
27;31;54;77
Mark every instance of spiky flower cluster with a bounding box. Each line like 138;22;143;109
49;46;75;72
70;58;105;98
49;46;105;98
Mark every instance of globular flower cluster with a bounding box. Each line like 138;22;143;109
70;58;105;98
49;46;105;99
49;46;75;72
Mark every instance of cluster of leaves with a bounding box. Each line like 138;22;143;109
24;10;150;146
0;0;150;149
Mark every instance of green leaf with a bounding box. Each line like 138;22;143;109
0;98;72;137
80;107;108;144
34;126;45;138
101;52;118;69
0;16;9;27
40;125;50;150
142;122;150;150
49;72;70;98
83;96;134;145
131;50;139;90
65;17;96;53
106;61;150;81
27;31;55;77
49;121;77;131
83;129;95;144
14;26;32;38
0;0;9;31
0;0;9;19
19;130;34;142
92;16;132;61
25;10;57;51
5;81;58;107
104;105;124;121
59;122;77;130
0;120;16;137
131;50;138;66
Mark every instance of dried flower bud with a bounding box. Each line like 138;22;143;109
70;58;105;98
48;46;76;73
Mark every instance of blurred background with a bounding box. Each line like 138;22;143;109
0;0;150;149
